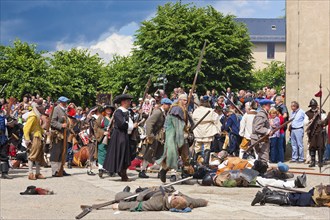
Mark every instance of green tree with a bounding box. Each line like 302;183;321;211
48;48;104;106
251;61;286;92
0;39;51;99
132;2;254;94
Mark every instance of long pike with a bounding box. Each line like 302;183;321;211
187;41;207;108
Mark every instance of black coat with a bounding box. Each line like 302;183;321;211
103;108;131;173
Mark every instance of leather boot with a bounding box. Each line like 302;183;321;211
122;186;131;192
159;169;168;183
294;173;306;188
1;172;13;179
138;170;149;179
318;149;324;167
309;150;316;167
203;150;211;166
98;169;104;178
1;163;13;179
120;169;130;182
251;187;290;206
264;191;291;206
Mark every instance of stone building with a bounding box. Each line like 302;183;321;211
286;0;330;113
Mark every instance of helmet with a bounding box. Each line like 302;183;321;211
201;172;215;186
308;98;318;107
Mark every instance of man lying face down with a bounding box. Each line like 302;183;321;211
111;186;208;212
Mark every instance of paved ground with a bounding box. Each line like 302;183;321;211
1;162;330;220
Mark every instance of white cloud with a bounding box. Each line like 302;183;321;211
212;0;255;17
55;22;139;62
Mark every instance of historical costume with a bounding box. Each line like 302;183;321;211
239;101;258;159
251;184;330;207
23;101;46;180
251;99;274;174
156;94;191;183
192;96;220;166
224;108;241;156
305;99;326;167
112;186;208;212
66;103;78;169
50;96;71;177
0;105;12;179
103;94;136;181
139;98;172;178
94;105;114;178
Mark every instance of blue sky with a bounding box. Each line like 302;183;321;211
1;0;285;61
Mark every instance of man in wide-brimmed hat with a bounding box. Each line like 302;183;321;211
50;96;71;177
251;99;274;174
23;99;48;180
103;94;138;181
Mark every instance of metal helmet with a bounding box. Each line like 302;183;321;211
308;98;318;107
201;172;215;186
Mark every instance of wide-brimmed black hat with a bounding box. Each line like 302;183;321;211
20;186;38;195
102;105;115;112
113;94;133;104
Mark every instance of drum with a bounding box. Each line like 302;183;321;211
73;146;90;167
78;130;89;145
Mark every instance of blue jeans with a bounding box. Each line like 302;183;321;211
324;144;330;161
291;128;304;162
269;137;278;163
277;133;285;162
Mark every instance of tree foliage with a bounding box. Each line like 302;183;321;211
1;3;255;105
48;49;104;106
251;61;286;92
0;40;50;98
133;2;254;93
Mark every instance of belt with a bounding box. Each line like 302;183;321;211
291;127;303;130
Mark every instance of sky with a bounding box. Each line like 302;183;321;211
1;0;286;61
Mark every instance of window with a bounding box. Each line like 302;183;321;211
272;25;276;30
267;43;275;59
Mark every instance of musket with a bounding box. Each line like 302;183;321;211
187;41;207;108
246;118;294;153
221;91;244;115
264;184;307;194
289;170;330;177
122;85;128;94
58;115;68;177
138;75;152;121
75;176;193;219
318;74;323;173
0;83;7;95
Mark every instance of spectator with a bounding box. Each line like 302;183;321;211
289;101;305;163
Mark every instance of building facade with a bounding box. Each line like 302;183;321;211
236;18;286;70
286;0;330;113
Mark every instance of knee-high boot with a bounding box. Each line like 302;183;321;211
251;187;291;206
309;150;316;167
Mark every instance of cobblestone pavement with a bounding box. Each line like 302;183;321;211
0;162;329;220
